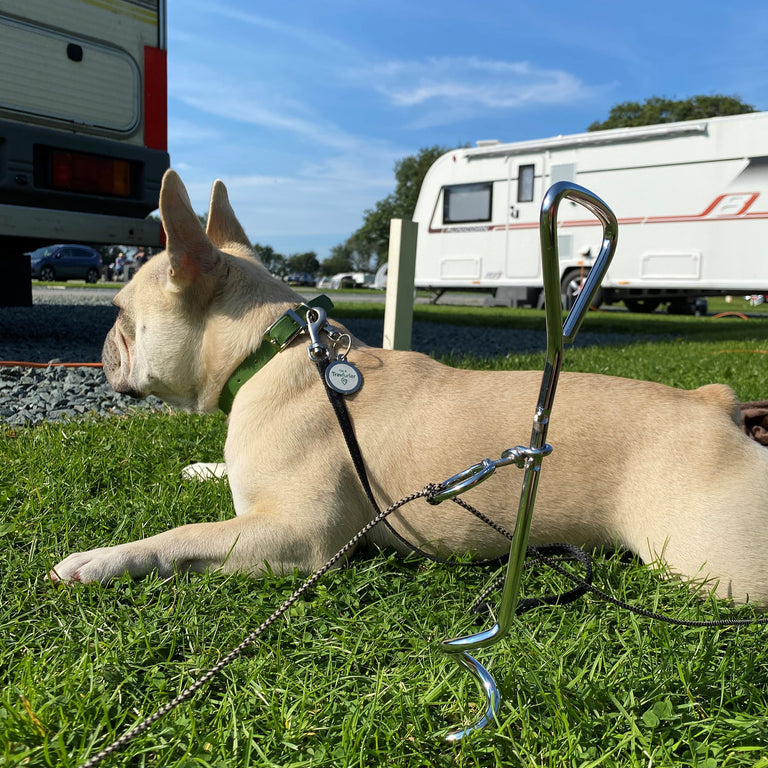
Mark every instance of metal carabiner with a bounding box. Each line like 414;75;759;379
427;458;496;505
429;445;557;506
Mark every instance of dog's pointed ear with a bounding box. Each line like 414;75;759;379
159;170;220;291
206;180;251;250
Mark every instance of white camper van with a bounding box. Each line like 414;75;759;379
412;111;768;312
0;0;168;304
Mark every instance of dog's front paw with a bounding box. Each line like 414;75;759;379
181;462;227;481
50;546;143;585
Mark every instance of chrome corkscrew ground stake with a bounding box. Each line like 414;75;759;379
434;181;618;741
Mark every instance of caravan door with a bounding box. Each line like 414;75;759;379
504;158;541;279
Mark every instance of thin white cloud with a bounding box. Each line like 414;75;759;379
374;56;595;111
169;58;363;153
201;3;356;58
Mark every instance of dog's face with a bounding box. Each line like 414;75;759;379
102;255;208;408
102;170;280;412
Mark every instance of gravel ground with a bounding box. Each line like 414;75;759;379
0;287;638;426
0;289;165;426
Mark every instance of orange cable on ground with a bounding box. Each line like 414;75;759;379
712;311;750;320
0;361;103;368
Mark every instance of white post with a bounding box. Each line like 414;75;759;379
382;218;418;350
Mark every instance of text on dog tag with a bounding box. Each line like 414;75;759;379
325;360;362;395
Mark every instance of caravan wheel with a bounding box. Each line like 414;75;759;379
561;269;603;310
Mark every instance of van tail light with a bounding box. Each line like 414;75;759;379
50;151;132;197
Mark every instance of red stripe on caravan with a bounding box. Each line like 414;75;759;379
439;195;768;234
144;46;167;151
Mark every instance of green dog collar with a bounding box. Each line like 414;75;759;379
218;295;334;414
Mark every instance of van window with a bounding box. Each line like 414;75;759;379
443;182;492;224
517;164;535;202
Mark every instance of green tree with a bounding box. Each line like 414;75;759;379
588;94;756;131
286;251;320;276
319;243;355;276
253;243;286;277
336;145;449;270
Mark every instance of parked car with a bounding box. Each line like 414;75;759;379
28;244;103;283
324;272;376;289
284;272;316;287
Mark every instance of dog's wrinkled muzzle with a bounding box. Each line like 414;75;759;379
102;327;143;399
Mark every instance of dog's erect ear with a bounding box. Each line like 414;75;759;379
159;170;220;290
206;180;251;250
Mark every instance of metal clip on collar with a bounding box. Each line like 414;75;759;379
435;182;618;741
306;306;330;362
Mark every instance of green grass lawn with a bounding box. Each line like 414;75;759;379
2;304;768;767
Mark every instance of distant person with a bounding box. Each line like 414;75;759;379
101;253;114;282
114;251;127;281
135;247;148;268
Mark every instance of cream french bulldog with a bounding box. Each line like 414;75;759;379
51;170;768;605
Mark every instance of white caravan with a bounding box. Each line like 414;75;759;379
412;111;768;312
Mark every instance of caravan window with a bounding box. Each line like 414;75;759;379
517;164;535;202
443;182;492;224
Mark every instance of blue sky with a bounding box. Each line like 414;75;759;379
166;0;768;261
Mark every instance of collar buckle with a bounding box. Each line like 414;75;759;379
264;306;307;351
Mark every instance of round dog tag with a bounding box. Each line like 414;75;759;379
325;359;362;395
